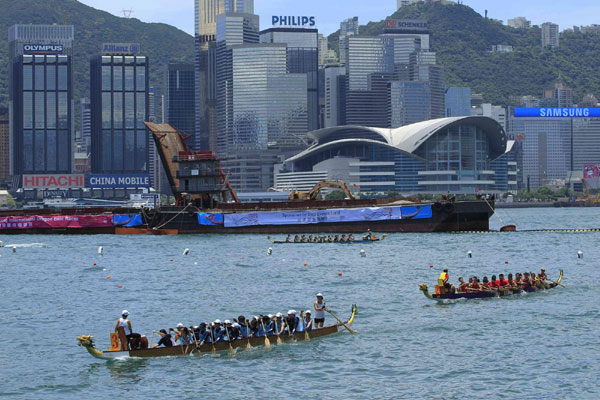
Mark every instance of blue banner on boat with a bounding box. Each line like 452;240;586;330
198;213;224;226
223;206;404;228
401;205;432;219
113;214;143;227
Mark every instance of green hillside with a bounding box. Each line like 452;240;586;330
329;2;600;106
0;0;194;110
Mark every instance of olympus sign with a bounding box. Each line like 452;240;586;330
23;44;64;54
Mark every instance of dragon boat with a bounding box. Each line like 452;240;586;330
77;305;357;360
418;270;563;301
268;234;387;244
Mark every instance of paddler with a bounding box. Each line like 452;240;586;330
152;329;175;348
539;268;548;282
273;313;285;335
285;234;291;243
301;235;308;243
212;320;225;342
285;310;299;335
438;269;451;294
314;293;326;328
302;311;313;331
294;235;300;243
457;277;468;293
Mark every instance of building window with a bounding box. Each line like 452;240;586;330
113;66;123;91
125;131;135;171
46;130;57;171
35;92;45;129
113;130;123;170
23;65;33;91
124;66;134;91
125;92;135;128
113;92;123;128
102;92;111;129
102;66;111;91
46;92;56;129
23;130;33;172
35;65;44;91
136;92;145;128
136;67;145;91
58;130;69;172
135;130;146;171
23;92;33;129
46;65;56;91
58;65;68;91
58;92;68;129
35;130;45;171
102;130;112;171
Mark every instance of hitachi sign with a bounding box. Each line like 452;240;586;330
23;44;64;54
272;16;316;27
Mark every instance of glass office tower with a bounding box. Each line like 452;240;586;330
90;54;149;174
8;24;74;176
167;63;196;138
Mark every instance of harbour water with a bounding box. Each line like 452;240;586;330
1;208;599;399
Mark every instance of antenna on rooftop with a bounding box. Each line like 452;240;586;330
122;9;134;18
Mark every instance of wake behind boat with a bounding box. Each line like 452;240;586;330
77;305;357;360
419;270;563;301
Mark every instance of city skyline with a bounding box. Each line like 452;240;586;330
78;0;600;36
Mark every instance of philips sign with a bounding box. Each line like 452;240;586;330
87;174;150;189
102;43;141;55
23;44;64;55
514;107;600;117
272;16;316;27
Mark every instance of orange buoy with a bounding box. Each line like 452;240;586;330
304;262;308;266
93;263;97;266
505;261;508;264
429;265;433;268
338;272;342;276
117;285;123;288
170;259;174;262
106;275;111;279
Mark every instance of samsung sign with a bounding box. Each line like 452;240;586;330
23;44;64;55
272;16;316;27
514;107;600;117
102;43;141;55
87;174;150;189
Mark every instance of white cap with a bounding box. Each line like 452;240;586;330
232;323;241;328
176;323;184;328
316;293;323;297
305;310;311;315
288;310;297;315
214;319;221;324
121;310;129;316
253;315;259;320
267;314;274;319
276;312;283;318
224;320;231;324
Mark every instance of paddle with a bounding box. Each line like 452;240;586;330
300;311;310;341
324;307;356;334
274;319;283;345
260;318;271;347
546;278;567;288
208;325;217;355
244;321;252;349
150;331;155;347
224;326;235;356
189;327;199;356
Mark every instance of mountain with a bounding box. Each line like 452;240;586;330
328;2;600;106
0;0;194;111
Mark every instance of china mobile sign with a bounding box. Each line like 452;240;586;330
87;174;150;188
22;174;85;189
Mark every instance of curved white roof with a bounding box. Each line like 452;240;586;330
290;116;507;163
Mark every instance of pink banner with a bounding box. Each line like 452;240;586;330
0;215;114;230
583;165;599;179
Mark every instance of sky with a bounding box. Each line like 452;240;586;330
78;0;600;36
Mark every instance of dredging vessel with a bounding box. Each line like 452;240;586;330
0;123;496;235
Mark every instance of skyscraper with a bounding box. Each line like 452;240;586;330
323;65;346;128
90;51;149;176
167;64;196;136
260;27;319;131
409;51;445;119
225;0;254;13
445;87;471;117
0;108;9;180
339;17;359;65
542;22;559;48
79;98;91;152
391;81;431;127
9;25;75;178
318;34;328;65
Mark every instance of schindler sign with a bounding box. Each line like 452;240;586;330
384;19;429;33
102;43;141;55
272;16;316;27
23;44;64;55
514;107;600;117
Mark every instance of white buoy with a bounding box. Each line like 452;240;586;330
98;246;103;255
267;247;273;256
577;250;583;259
183;248;190;256
0;240;3;247
360;249;366;258
467;250;472;258
12;246;16;253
